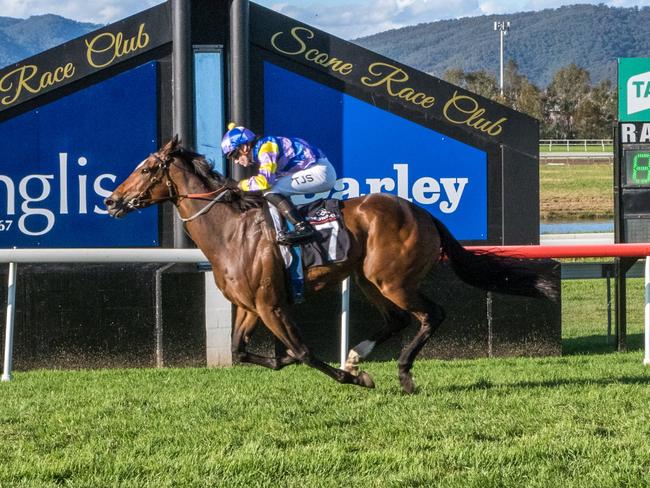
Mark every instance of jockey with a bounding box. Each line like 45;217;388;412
221;123;337;245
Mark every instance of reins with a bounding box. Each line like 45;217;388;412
179;190;229;222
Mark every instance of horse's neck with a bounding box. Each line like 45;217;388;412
171;168;260;264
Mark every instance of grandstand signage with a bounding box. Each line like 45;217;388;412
0;63;158;247
252;4;539;244
0;4;169;114
618;58;650;122
252;8;537;155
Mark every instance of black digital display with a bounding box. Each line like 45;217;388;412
625;149;650;186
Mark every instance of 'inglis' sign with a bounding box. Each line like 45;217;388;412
0;153;116;237
0;62;159;248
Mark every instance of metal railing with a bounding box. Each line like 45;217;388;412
540;139;613;152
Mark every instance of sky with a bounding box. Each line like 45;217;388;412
2;0;650;38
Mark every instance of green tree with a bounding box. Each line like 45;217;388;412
567;79;616;138
442;68;466;87
503;60;543;121
464;70;499;100
545;63;591;139
442;68;499;100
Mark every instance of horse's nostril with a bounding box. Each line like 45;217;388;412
104;198;114;207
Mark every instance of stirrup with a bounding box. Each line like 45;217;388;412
277;226;315;246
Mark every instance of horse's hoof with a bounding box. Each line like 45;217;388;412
344;362;360;376
399;373;416;394
357;371;375;388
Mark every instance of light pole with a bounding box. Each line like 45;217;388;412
494;20;510;97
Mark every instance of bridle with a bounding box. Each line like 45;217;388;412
129;152;231;222
127;153;178;209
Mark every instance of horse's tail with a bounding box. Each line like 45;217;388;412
431;216;558;301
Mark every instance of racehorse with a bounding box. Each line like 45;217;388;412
105;138;557;393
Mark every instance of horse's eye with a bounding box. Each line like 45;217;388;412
142;168;150;174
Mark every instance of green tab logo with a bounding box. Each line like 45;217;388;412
628;72;650;116
619;58;650;121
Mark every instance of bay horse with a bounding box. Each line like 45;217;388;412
105;138;556;393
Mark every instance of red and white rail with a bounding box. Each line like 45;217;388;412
467;244;650;365
466;243;650;259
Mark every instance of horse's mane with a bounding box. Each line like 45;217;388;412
169;145;264;212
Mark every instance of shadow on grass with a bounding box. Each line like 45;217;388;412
562;333;643;356
440;374;650;393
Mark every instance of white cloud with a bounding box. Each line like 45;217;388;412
0;0;164;24
3;0;650;36
268;0;650;38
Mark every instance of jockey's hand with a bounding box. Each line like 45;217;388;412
223;177;240;190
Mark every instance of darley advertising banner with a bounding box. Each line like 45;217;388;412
264;63;488;240
0;3;170;115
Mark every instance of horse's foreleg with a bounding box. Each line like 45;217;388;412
257;304;374;388
232;307;298;370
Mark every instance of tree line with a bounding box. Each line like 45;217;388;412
443;61;616;139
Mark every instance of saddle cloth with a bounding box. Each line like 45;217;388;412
267;199;351;269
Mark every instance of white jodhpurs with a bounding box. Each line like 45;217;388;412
267;158;337;196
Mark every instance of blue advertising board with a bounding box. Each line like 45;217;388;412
0;62;158;248
263;62;488;240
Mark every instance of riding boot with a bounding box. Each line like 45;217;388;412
265;193;315;245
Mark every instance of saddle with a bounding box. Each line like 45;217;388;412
265;198;351;302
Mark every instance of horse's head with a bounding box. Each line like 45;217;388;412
105;137;183;218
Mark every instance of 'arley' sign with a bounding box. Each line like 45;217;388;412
295;163;468;215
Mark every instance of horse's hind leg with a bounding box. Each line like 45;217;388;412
379;289;445;394
344;275;411;375
256;304;375;388
232;307;298;370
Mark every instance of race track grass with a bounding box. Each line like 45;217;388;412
2;279;649;487
540;163;613;221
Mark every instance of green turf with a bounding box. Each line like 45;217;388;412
1;279;649;487
540;163;613;220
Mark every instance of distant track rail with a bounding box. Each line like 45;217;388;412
540;151;613;162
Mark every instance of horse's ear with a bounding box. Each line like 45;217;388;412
161;135;180;154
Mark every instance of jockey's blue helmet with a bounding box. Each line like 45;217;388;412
221;122;256;157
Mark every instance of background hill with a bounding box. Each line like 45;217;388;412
2;5;649;87
355;4;650;87
0;14;99;67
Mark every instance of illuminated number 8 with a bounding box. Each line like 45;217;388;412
632;153;650;184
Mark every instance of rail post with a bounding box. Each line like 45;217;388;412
645;257;650;365
2;262;17;382
340;277;350;368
